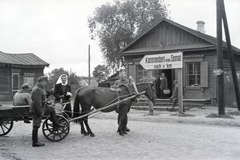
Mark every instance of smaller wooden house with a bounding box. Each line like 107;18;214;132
98;72;119;87
119;18;240;103
0;51;49;100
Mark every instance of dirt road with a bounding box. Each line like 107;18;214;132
1;107;240;160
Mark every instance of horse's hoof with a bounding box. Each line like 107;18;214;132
123;131;127;134
82;132;89;136
119;131;124;136
125;128;130;132
90;133;95;137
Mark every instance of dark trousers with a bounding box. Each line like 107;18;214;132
160;90;166;99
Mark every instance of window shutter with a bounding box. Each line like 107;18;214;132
200;62;208;87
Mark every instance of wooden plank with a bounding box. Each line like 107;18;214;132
178;68;184;113
0;105;30;118
200;61;208;87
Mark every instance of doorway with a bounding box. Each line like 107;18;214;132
154;69;173;99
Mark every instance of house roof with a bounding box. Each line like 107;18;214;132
0;51;49;67
107;72;119;80
121;18;240;55
98;72;119;87
78;77;98;87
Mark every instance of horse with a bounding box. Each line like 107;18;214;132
73;82;157;136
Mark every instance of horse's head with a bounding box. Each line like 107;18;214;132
137;83;157;105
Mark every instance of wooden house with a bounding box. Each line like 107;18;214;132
0;51;49;100
98;72;119;87
120;18;240;102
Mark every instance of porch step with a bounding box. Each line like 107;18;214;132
132;98;211;110
131;105;178;111
133;98;172;107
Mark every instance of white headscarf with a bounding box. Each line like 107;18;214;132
56;74;68;85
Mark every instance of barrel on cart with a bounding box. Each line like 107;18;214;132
0;104;70;142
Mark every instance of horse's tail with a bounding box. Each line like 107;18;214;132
73;87;82;123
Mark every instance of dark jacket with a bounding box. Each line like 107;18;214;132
30;83;46;116
54;83;71;102
160;77;168;90
172;84;178;99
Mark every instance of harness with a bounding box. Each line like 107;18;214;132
110;84;138;111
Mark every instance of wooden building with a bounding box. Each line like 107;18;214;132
0;51;49;100
120;18;240;101
98;72;119;87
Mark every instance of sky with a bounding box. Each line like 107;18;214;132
0;0;239;77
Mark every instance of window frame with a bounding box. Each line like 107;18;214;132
186;62;201;87
12;73;20;92
137;65;148;83
183;55;206;90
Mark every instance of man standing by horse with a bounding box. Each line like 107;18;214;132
113;69;139;133
73;71;156;136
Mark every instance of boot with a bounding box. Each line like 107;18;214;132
32;127;45;147
50;111;64;128
125;116;130;132
32;141;45;147
24;117;31;124
125;126;130;132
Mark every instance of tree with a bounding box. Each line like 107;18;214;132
88;0;170;69
92;64;110;82
46;67;80;90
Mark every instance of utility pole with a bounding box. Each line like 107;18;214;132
216;0;225;115
221;0;240;110
88;45;91;86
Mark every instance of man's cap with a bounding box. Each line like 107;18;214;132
21;83;30;89
38;76;48;82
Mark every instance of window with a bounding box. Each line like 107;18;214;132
12;73;19;91
186;62;200;86
137;65;147;82
183;55;208;88
24;76;34;87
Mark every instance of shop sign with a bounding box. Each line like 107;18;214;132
140;52;183;70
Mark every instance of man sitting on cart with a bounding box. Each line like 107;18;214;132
30;76;63;147
13;83;32;123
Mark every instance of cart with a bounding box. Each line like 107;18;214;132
0;103;70;142
0;91;145;142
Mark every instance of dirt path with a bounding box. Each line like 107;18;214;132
1;107;240;160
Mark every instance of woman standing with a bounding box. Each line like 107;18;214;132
160;73;168;99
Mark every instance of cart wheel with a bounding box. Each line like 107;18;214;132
0;120;14;136
62;112;70;120
42;115;70;142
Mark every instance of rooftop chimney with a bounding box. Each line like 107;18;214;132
196;21;205;33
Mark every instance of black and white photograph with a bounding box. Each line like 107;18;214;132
0;0;240;159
